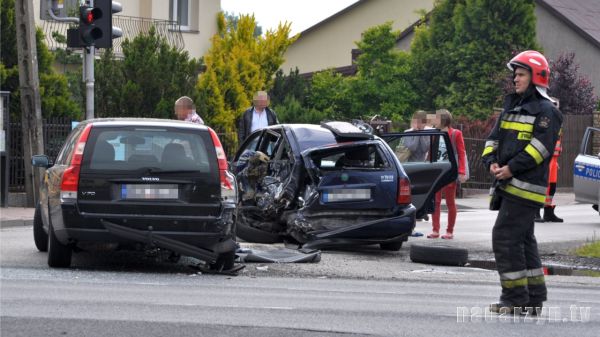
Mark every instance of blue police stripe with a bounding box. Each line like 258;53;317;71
574;164;600;180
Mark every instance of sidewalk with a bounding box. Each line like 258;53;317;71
0;193;580;229
0;207;35;228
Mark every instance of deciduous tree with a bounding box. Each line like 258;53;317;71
1;0;80;119
548;52;598;115
94;27;202;119
410;0;538;119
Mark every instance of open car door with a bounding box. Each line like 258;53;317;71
381;130;458;217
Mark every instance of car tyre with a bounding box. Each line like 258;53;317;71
410;242;468;266
33;205;48;252
236;220;282;244
209;250;235;271
47;223;72;268
380;242;403;251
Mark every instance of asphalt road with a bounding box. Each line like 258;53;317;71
2;224;600;336
2;266;599;337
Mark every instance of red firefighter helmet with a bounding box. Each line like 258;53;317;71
507;50;550;88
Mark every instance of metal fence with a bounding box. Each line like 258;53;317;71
8;115;594;192
462;137;494;190
462;114;593;190
42;15;184;56
8;119;238;192
8;117;73;192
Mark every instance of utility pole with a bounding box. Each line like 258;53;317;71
15;0;45;207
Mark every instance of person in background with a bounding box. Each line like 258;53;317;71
174;96;204;124
237;91;279;144
403;110;432;162
404;110;434;224
427;109;467;239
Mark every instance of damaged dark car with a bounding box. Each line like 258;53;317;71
232;121;458;250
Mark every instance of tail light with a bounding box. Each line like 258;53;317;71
397;177;411;205
208;127;237;203
60;124;92;201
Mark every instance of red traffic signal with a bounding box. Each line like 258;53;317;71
79;6;103;46
80;6;103;24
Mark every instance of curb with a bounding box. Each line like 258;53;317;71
0;219;33;228
468;259;600;276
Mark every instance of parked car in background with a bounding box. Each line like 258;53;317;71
574;127;600;215
232;121;457;250
32;118;238;269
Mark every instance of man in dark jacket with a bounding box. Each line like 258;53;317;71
482;50;562;315
237;91;279;144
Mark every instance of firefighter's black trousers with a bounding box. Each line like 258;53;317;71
492;197;548;305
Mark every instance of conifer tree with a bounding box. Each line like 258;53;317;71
197;12;296;148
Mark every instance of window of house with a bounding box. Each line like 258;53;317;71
170;0;190;30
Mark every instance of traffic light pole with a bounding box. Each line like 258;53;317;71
46;0;96;119
84;45;95;120
84;0;95;120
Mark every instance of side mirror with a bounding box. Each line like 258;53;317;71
31;155;51;168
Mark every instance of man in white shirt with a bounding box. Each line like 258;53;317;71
237;91;279;144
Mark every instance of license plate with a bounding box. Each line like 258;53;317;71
322;188;371;203
121;184;179;200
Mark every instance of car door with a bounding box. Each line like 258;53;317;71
573;127;600;214
381;130;458;215
231;130;264;175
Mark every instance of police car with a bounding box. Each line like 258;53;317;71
573;127;600;215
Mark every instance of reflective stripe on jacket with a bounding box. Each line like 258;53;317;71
482;92;563;207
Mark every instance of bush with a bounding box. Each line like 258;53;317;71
548;52;598;115
274;96;329;124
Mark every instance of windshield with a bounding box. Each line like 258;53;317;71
81;126;216;173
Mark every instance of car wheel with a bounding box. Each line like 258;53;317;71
236;220;282;244
380;242;403;251
47;223;72;268
33;205;48;252
209;250;235;271
409;242;468;266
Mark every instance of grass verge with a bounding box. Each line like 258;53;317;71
575;240;600;258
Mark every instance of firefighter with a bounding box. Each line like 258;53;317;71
482;50;563;315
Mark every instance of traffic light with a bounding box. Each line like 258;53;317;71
78;5;103;46
93;0;123;49
66;1;122;49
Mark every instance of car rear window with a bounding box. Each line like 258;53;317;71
293;127;337;152
311;144;390;170
81;126;216;173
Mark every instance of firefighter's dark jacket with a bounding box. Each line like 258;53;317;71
237;107;279;143
482;90;563;207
